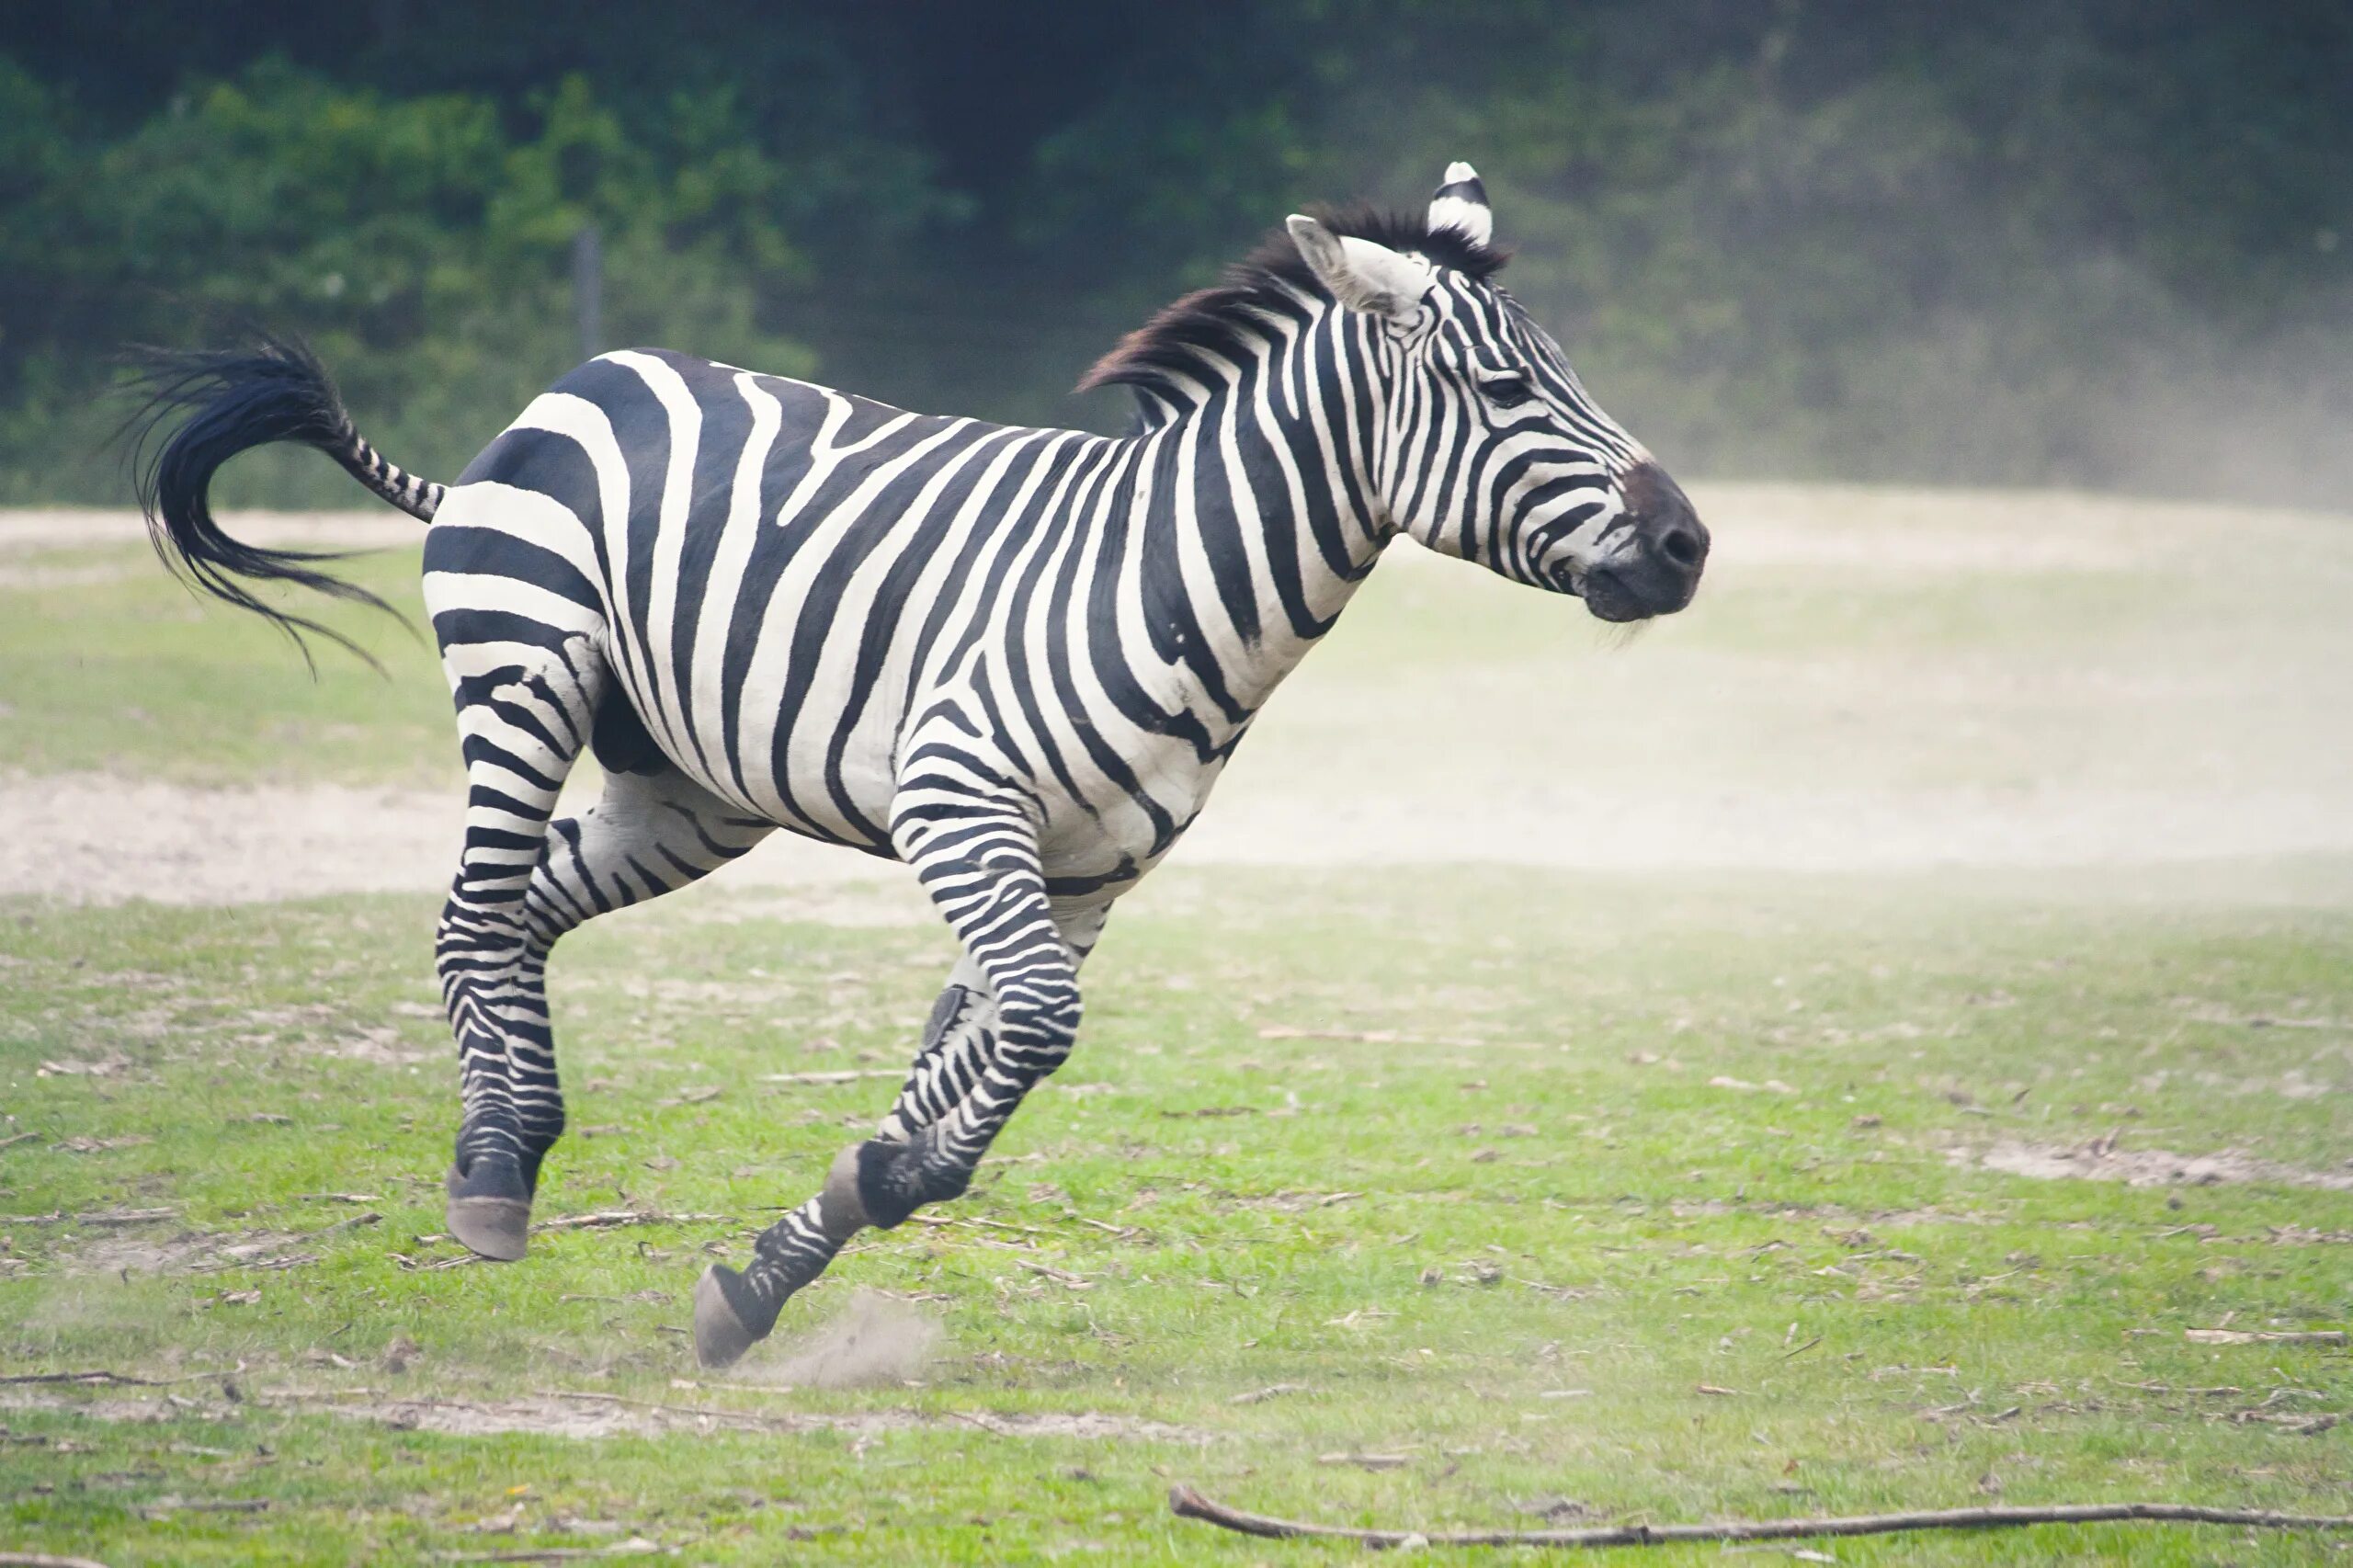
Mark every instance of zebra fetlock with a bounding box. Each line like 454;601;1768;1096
691;1188;857;1368
854;1127;972;1231
445;1096;560;1262
444;1147;533;1263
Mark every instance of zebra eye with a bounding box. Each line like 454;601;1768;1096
1480;373;1533;409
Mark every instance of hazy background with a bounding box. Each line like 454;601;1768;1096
3;0;2347;510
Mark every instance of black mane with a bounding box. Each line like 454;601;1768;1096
1079;203;1508;404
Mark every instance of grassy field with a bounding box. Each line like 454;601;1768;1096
3;490;2350;1563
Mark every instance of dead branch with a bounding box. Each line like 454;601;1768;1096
2186;1328;2347;1346
1167;1486;2353;1549
446;1545;661;1563
529;1210;731;1233
0;1208;178;1227
760;1069;904;1085
0;1551;119;1568
0;1369;222;1388
544;1390;793;1432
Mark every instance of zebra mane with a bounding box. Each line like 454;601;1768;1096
1079;203;1509;412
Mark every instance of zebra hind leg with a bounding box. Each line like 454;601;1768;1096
436;642;605;1261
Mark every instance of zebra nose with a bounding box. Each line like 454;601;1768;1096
1656;520;1705;572
1622;461;1707;583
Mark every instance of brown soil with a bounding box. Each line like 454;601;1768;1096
734;1288;942;1390
0;1384;1211;1444
8;485;2353;903
1960;1139;2353;1192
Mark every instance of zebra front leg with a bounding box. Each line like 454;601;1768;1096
693;815;1099;1367
875;953;994;1143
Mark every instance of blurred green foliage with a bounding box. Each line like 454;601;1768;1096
2;1;2347;506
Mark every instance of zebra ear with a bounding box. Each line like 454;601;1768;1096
1286;214;1431;321
1427;161;1493;247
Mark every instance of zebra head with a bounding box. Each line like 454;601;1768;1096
1288;164;1708;622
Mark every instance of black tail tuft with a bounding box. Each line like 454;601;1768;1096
123;331;408;672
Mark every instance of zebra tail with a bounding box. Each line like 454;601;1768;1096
123;330;440;671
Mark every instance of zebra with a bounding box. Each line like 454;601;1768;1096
134;164;1707;1368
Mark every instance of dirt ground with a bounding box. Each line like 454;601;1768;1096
7;483;2349;904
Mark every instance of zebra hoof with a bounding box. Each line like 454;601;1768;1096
445;1161;532;1263
694;1265;780;1369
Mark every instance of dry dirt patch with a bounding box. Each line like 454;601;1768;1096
0;1384;1210;1445
9;487;2353;900
733;1288;942;1390
1958;1139;2353;1192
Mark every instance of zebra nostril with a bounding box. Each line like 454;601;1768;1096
1658;526;1702;571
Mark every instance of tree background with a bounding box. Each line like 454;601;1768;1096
4;0;2347;507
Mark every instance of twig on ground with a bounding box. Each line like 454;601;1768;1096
947;1410;1009;1436
544;1390;785;1431
0;1131;41;1152
905;1211;1047;1236
443;1544;661;1564
0;1208;178;1227
529;1210;731;1233
0;1551;118;1568
1255;1025;1484;1047
761;1069;905;1085
1167;1488;2353;1549
0;1369;222;1388
302;1212;383;1238
2186;1328;2347;1346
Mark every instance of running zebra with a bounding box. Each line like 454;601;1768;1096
135;165;1707;1367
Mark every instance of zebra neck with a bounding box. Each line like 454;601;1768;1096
1126;306;1392;723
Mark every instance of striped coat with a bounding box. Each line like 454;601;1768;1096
135;164;1707;1365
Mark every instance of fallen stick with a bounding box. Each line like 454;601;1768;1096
0;1208;178;1227
761;1069;905;1085
530;1210;731;1233
1166;1487;2353;1549
0;1369;222;1388
545;1390;791;1431
446;1545;661;1563
2186;1328;2347;1346
0;1551;118;1568
408;1210;731;1248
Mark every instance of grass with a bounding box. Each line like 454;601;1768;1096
0;540;451;786
3;868;2348;1563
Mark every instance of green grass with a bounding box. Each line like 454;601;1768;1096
4;869;2348;1563
0;540;452;786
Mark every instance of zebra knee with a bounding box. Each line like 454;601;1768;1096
996;979;1083;1077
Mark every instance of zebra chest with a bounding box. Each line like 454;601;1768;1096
1027;726;1235;881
